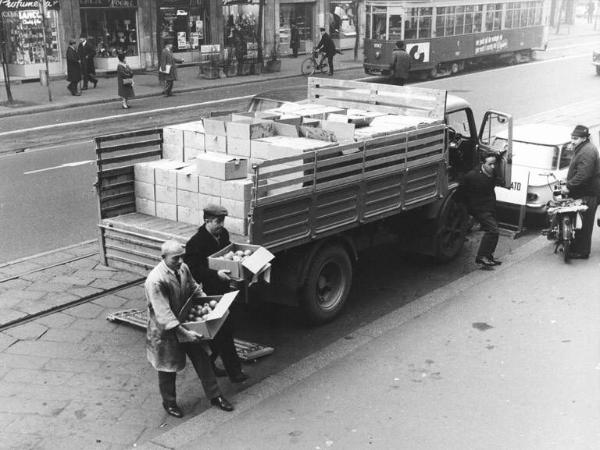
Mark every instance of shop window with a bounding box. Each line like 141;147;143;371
81;8;138;57
329;1;357;39
2;9;60;65
280;3;314;54
159;0;206;53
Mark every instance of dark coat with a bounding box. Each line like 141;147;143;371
566;139;600;198
78;40;96;75
461;166;501;214
317;32;336;57
233;29;247;61
66;46;81;82
145;261;205;372
390;48;411;79
159;46;183;81
184;225;231;295
290;26;300;50
117;62;134;99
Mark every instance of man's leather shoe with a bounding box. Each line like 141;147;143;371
489;256;502;265
162;402;183;418
568;252;589;259
92;79;98;88
210;395;234;412
475;256;495;267
229;371;248;383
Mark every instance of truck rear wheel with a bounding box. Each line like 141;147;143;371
301;245;352;324
434;195;468;262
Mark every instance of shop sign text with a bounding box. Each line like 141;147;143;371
0;0;59;11
80;0;137;7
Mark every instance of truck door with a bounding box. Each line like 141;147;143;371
478;111;513;189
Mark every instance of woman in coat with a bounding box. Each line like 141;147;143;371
159;41;183;97
66;39;81;96
116;52;134;109
290;23;300;58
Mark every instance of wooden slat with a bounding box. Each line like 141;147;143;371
95;128;162;145
99;150;162;166
97;139;163;155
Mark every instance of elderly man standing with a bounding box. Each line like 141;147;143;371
560;125;600;259
145;240;234;418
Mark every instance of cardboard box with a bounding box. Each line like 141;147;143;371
184;130;205;153
177;206;201;225
136;197;156;216
221;178;253;201
226;119;274;140
204;134;227;153
226;216;248;236
156;202;177;220
178;291;239;340
163;142;184;161
251;136;334;160
198;176;223;197
203;117;229;136
176;166;199;192
134;160;162;184
198;193;222;210
227;136;251;157
155;184;177;204
195;152;248;180
155;160;187;186
208;244;274;279
134;181;155;201
177;189;200;209
220;196;249;219
163;125;184;149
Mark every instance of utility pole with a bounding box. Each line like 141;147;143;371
39;0;52;102
0;10;14;104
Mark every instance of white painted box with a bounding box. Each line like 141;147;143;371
221;178;253;202
176;166;199;192
195;152;248;180
226;136;251;158
177;206;201;225
204;134;227;153
154;160;188;186
220;197;249;219
156;202;177;221
177;189;200;209
198;193;222;210
134;181;155;201
226;119;274;140
155;185;177;204
203;117;229;136
198;176;223;197
136;197;156;216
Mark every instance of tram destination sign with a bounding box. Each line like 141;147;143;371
0;0;59;10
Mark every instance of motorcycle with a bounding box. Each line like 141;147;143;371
543;182;588;262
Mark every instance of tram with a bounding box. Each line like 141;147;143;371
364;0;549;78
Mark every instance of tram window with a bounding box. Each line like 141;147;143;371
445;9;455;36
389;14;403;39
405;8;418;39
519;5;527;27
373;13;386;39
435;7;446;37
455;6;465;34
366;9;371;37
485;3;502;31
473;5;484;33
464;5;474;33
418;8;432;38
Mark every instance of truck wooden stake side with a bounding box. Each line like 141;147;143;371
94;78;513;323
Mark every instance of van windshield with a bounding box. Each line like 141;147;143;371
493;138;560;170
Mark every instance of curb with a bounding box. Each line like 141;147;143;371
0;64;363;119
140;234;548;449
0;239;96;269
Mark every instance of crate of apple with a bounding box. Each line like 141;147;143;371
187;299;219;322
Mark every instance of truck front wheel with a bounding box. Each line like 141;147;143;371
301;245;353;324
434;195;468;263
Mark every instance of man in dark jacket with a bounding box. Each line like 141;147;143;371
78;36;98;90
316;27;336;75
389;40;411;85
184;205;248;383
461;154;503;269
560;124;600;258
66;39;81;96
160;41;184;97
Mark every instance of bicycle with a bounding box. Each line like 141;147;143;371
301;49;329;76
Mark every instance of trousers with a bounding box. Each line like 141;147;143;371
473;211;499;258
209;316;242;376
157;342;220;404
572;195;598;256
164;80;174;96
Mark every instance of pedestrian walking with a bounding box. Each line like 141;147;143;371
315;27;336;76
290;23;300;58
159;40;183;97
184;205;248;384
66;39;81;96
389;40;411;86
460;154;503;269
78;36;98;90
560;125;600;259
233;25;247;75
145;240;234;419
116;52;134;109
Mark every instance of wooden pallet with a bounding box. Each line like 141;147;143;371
106;308;274;361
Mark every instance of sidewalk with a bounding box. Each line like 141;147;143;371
0;52;364;119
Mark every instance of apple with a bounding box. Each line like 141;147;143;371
243;249;252;256
209;300;218;309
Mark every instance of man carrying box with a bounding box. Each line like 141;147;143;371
145;240;234;418
184;205;249;383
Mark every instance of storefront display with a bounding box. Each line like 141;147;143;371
329;0;357;49
80;0;139;69
0;0;61;77
279;2;314;56
158;0;206;62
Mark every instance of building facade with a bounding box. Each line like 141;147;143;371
0;0;364;78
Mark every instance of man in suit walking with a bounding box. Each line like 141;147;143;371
159;40;184;97
66;39;81;96
316;27;337;75
78;36;98;90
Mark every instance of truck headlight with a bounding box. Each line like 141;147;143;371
375;51;381;59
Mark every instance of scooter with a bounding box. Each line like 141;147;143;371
544;182;588;262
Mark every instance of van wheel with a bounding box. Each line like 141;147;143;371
301;245;352;324
434;194;468;263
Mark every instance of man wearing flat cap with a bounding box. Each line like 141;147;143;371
316;27;336;76
66;39;81;96
184;205;248;383
560;125;600;258
145;240;234;418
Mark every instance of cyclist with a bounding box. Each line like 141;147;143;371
315;27;336;75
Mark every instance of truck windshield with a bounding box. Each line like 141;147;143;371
494;138;560;170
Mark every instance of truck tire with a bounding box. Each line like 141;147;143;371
301;245;352;324
434;194;468;263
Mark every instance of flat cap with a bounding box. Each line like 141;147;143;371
203;204;228;217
